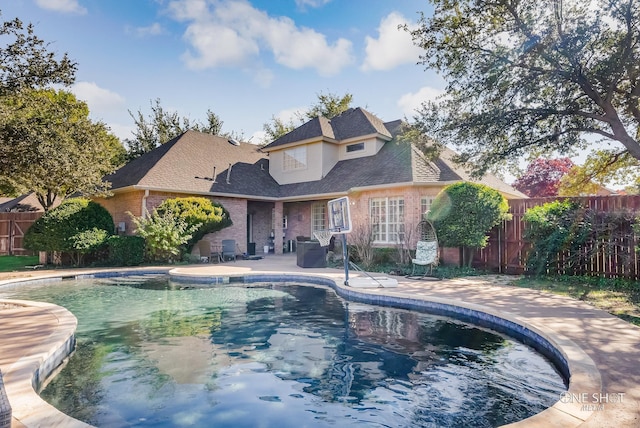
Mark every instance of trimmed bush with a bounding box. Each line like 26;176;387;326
155;197;232;249
428;182;511;266
24;198;114;265
107;235;145;266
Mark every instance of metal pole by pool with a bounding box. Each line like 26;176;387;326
342;233;349;285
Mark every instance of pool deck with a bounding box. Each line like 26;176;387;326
0;254;639;427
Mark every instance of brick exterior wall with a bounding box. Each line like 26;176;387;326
248;201;274;254
283;202;312;241
95;185;449;256
201;197;247;254
95;190;145;235
348;186;442;249
95;191;248;254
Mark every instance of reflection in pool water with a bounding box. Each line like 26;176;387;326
0;275;566;427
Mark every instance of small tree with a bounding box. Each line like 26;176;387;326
130;209;199;263
513;158;574;197
428;182;511;266
349;223;375;269
154;197;232;250
24;198;114;265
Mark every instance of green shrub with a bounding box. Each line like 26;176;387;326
107;235;145;266
24;198;114;265
130;209;199;263
155;197;232;249
524;200;635;276
428;182;511;266
523;199;589;274
372;247;396;265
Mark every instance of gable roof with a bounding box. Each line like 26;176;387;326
106;130;280;198
276;136;524;199
262;107;392;150
105;113;525;200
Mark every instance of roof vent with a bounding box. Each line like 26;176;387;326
228;138;240;146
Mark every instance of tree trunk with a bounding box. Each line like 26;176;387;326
462;246;475;268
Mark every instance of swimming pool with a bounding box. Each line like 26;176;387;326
0;275;566;427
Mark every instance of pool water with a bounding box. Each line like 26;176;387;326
0;276;566;427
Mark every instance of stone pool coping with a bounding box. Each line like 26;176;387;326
0;259;637;427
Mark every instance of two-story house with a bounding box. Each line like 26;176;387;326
98;107;524;255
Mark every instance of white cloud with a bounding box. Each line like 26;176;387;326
35;0;87;15
251;67;274;88
134;23;164;37
250;130;268;145
275;106;305;123
168;0;354;76
397;86;445;116
361;12;422;71
70;81;126;112
295;0;332;9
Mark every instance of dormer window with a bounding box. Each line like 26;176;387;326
346;142;365;153
283;146;307;171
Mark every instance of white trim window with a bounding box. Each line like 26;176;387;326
421;196;435;219
346;142;365;153
283;146;307;171
370;197;405;243
311;203;326;233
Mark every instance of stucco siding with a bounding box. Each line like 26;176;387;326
269;142;324;184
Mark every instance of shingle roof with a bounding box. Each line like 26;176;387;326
263;107;391;150
0;192;48;212
106;113;525;200
106;130;280;198
278;139;416;197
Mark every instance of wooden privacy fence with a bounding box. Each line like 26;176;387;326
0;212;42;256
474;195;640;280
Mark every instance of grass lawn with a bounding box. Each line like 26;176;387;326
0;255;40;272
513;276;640;327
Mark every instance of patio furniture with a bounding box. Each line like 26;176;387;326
296;240;326;268
198;240;222;263
221;239;237;262
409;219;439;279
410;241;438;278
197;240;211;263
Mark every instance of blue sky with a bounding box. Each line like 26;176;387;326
3;0;443;145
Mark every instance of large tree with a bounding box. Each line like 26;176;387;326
0;89;125;211
0;11;80;198
408;0;640;180
513;157;574;197
262;91;353;142
125;98;229;160
0;13;76;94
